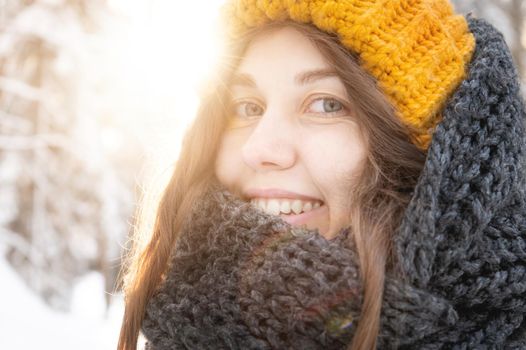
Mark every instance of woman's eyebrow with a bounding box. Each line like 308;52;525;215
230;68;339;88
295;68;339;85
229;73;257;88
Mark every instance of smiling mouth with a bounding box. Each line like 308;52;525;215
249;197;324;216
248;197;327;227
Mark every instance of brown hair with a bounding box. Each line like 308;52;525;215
117;20;427;350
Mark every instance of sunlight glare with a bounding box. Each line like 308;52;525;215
103;0;226;183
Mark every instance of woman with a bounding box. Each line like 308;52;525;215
118;0;526;349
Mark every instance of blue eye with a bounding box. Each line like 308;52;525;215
307;97;347;115
232;101;264;118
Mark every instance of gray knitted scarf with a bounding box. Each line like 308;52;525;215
142;16;526;349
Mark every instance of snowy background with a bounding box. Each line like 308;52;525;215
0;1;524;349
0;0;225;349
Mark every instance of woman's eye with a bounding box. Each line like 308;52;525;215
307;97;346;115
232;101;264;118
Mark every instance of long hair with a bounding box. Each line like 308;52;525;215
117;20;427;350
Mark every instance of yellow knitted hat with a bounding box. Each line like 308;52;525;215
220;0;476;150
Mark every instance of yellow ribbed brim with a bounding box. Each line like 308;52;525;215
220;0;476;150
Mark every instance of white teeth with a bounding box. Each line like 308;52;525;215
266;199;281;216
250;197;323;216
258;198;266;210
291;200;303;214
280;201;291;214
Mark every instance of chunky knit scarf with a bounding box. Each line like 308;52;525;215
142;17;526;349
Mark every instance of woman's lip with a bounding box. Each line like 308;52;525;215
279;203;327;226
244;188;323;202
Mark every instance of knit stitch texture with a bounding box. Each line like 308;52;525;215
142;16;526;349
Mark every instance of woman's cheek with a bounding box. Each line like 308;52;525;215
214;136;241;186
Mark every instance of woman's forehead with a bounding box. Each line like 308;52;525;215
232;27;335;84
238;27;327;67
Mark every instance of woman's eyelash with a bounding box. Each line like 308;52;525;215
231;101;264;118
305;97;350;115
230;96;350;119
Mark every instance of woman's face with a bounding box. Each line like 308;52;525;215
214;27;367;239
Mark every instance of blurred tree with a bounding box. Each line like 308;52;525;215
452;0;525;80
0;0;135;311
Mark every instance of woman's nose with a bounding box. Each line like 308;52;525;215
241;110;296;171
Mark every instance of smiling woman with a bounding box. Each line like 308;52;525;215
216;24;383;239
118;1;526;349
213;21;425;348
